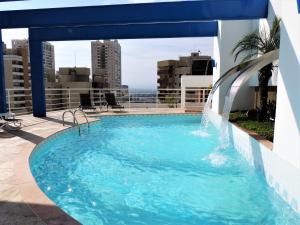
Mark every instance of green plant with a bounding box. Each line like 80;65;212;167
229;111;247;122
165;95;177;108
232;17;281;121
230;111;275;142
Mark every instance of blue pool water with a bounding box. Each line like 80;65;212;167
30;115;300;225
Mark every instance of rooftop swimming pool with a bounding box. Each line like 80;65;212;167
30;115;300;225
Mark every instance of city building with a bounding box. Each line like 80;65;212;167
91;40;121;89
54;67;91;109
157;52;214;106
12;39;55;82
157;52;214;90
43;42;56;82
3;40;56;113
3;45;31;114
57;67;90;88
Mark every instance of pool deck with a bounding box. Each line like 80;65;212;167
0;108;273;225
0;108;187;225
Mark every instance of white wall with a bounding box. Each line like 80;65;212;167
212;20;257;113
209;0;300;214
246;0;281;88
273;0;300;169
214;0;300;171
181;75;212;88
180;75;212;109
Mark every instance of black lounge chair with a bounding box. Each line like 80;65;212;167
105;93;124;111
79;93;97;111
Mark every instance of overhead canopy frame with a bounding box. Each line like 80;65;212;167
0;0;268;29
29;22;218;41
0;0;269;117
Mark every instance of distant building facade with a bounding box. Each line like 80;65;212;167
3;45;32;114
157;52;214;90
11;39;55;82
57;67;90;89
45;67;92;110
91;40;121;89
43;42;56;82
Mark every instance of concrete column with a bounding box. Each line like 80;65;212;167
273;0;300;169
0;29;7;113
181;86;186;109
29;35;46;117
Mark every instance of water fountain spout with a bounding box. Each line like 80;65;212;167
201;50;279;145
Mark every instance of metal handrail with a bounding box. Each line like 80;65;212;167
62;110;73;126
73;108;90;129
62;110;81;135
6;87;212;114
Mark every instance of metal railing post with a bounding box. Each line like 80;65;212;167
98;89;101;107
7;89;11;113
128;90;131;108
68;89;71;109
181;86;185;109
156;91;158;108
5;87;213;115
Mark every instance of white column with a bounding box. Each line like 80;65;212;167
273;0;300;169
181;85;186;109
212;20;257;114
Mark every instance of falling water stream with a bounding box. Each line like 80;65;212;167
200;50;279;148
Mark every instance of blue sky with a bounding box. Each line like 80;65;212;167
1;0;213;90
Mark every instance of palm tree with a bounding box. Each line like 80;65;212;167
231;17;281;121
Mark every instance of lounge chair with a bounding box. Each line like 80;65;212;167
105;93;124;111
79;93;97;111
0;113;22;131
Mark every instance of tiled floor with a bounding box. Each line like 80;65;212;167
0;108;186;225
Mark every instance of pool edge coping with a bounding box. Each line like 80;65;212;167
15;121;93;225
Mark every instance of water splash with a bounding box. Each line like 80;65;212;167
200;51;279;151
190;130;210;137
202;152;228;167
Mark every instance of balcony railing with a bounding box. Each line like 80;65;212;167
5;88;211;115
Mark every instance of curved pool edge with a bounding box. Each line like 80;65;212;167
15;112;278;225
18;112;192;224
15;121;99;224
15;150;81;224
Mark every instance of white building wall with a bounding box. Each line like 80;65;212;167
247;0;281;88
181;75;212;109
212;20;257;113
214;0;300;171
273;0;300;169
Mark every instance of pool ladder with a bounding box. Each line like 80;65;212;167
62;109;90;135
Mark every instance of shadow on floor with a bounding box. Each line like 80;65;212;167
0;201;80;225
7;129;45;145
41;116;73;126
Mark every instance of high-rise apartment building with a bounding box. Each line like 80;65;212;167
11;39;55;81
91;40;121;89
3;40;55;113
43;42;55;82
3;46;32;113
157;52;214;90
